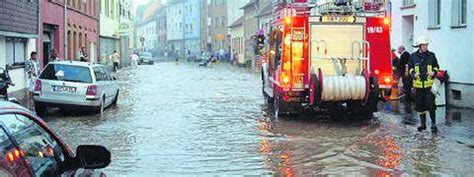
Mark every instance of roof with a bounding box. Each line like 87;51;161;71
141;0;163;24
228;16;245;28
240;0;257;9
256;2;273;17
48;61;104;67
0;101;29;112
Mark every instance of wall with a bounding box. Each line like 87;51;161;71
41;0;65;60
230;25;244;64
0;0;40;35
227;0;250;32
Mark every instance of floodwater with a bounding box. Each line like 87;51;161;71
41;62;474;176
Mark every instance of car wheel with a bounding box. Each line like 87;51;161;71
95;97;105;116
34;103;46;116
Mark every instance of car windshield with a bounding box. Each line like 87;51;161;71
139;52;152;57
39;64;92;83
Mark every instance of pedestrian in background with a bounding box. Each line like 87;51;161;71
110;51;120;72
50;48;60;61
26;51;40;107
76;47;88;62
397;45;414;123
130;52;139;69
408;36;440;133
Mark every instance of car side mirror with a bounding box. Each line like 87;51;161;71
75;145;111;169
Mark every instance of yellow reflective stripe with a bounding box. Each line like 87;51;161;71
427;65;432;73
409;68;414;73
433;67;439;72
415;66;420;73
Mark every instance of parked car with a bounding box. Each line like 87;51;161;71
33;61;120;115
138;52;154;65
0;101;111;176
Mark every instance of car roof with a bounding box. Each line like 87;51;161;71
0;101;31;113
48;61;104;68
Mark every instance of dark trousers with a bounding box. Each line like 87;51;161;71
401;76;413;115
113;62;119;72
415;87;437;128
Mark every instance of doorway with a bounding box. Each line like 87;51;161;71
402;15;414;52
42;32;52;66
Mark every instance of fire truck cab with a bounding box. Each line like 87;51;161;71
262;1;392;117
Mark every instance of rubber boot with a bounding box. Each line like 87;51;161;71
430;110;437;133
417;113;427;132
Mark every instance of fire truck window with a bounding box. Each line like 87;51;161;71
275;30;283;68
0;114;67;177
0;124;29;177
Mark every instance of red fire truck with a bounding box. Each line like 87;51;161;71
262;1;392;117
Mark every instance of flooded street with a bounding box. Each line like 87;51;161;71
42;62;474;176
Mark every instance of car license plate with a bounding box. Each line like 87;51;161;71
52;85;76;93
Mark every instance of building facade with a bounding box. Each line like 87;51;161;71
183;0;201;57
0;0;40;96
137;0;163;56
229;16;245;66
209;0;228;55
391;0;474;108
156;6;167;57
119;0;132;65
227;0;249;63
41;0;99;64
241;0;259;68
167;0;184;58
99;0;120;63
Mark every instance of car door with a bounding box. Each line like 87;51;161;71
93;67;107;101
0;123;32;177
0;113;70;177
98;66;114;105
103;66;118;103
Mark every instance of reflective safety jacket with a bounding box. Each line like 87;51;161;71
408;50;440;88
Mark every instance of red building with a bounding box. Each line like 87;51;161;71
40;0;99;66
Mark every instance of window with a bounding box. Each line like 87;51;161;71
40;64;93;83
0;114;67;176
452;0;468;27
0;124;29;176
428;0;441;28
5;38;26;65
402;0;415;6
93;67;110;81
105;0;109;17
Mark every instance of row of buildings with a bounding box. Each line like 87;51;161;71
135;0;272;68
0;0;135;99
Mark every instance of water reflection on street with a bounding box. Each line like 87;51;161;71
40;62;474;176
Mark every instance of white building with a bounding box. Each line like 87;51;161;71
391;0;474;108
167;1;184;57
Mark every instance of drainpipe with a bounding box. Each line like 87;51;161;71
64;1;68;60
38;0;42;67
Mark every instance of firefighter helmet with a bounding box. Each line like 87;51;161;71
414;35;430;46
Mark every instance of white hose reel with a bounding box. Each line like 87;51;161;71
321;76;367;102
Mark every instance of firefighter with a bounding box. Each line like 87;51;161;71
408;35;440;133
